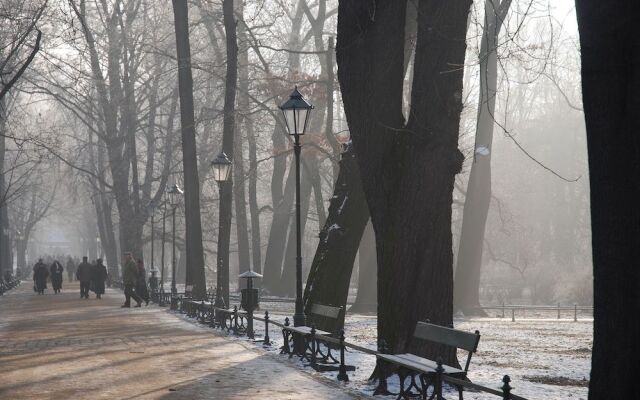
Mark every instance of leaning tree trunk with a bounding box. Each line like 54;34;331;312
303;142;370;331
337;0;470;366
454;0;511;316
172;0;207;299
278;162;313;297
575;2;640;399
350;220;378;313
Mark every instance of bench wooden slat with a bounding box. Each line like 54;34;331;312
396;353;465;375
414;322;480;352
377;353;463;375
287;326;331;336
310;304;342;319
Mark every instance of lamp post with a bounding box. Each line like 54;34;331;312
279;86;313;327
167;184;183;301
210;151;232;308
159;200;167;306
148;200;157;274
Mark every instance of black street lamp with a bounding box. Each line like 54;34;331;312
148;199;157;273
159;200;168;306
167;184;183;302
211;151;232;308
279;86;313;327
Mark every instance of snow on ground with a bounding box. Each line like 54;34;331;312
175;297;592;400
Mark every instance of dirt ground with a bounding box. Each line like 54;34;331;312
0;281;361;400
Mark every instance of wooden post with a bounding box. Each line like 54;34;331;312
557;302;561;319
574;304;577;322
511;308;515;322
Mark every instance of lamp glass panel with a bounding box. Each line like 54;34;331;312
296;108;310;135
282;108;295;135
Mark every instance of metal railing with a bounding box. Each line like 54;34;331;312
174;295;529;400
478;303;593;321
0;276;20;295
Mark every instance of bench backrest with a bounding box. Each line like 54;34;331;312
307;303;344;335
310;303;342;319
414;322;480;372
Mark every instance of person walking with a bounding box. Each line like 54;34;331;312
91;258;108;299
33;259;49;295
49;260;64;294
76;256;92;299
66;257;76;282
122;252;142;308
136;259;150;306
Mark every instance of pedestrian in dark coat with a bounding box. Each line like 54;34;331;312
49;260;64;294
66;257;76;282
76;256;92;299
136;259;150;306
33;259;49;295
122;252;142;307
91;259;108;299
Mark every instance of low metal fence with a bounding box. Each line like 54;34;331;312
0;276;20;295
172;295;529;400
478;304;593;321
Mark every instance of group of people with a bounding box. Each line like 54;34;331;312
32;251;151;309
32;256;108;298
121;252;150;308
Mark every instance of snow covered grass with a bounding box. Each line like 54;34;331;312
174;298;592;399
249;300;592;400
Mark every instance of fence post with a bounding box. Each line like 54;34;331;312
502;375;512;400
435;358;444;400
310;325;317;367
557;302;561;319
337;329;349;382
233;305;239;335
282;317;291;354
247;306;254;340
574;304;577;322
511;308;515;322
263;311;271;346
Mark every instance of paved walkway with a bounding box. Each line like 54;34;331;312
0;281;360;399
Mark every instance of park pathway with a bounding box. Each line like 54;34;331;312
0;281;360;400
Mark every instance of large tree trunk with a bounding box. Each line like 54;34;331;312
303;142;370;331
0;99;8;277
575;2;639;399
0;99;10;277
172;0;207;299
350;220;377;313
234;0;251;276
337;0;470;365
216;0;239;305
262;165;296;293
454;0;511;316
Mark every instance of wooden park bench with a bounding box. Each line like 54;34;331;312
282;303;350;370
375;321;480;400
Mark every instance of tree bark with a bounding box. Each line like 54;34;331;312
216;0;239;305
454;0;511;316
262;165;296;293
234;0;251;275
172;0;207;299
337;0;470;365
575;2;640;399
303;142;370;331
